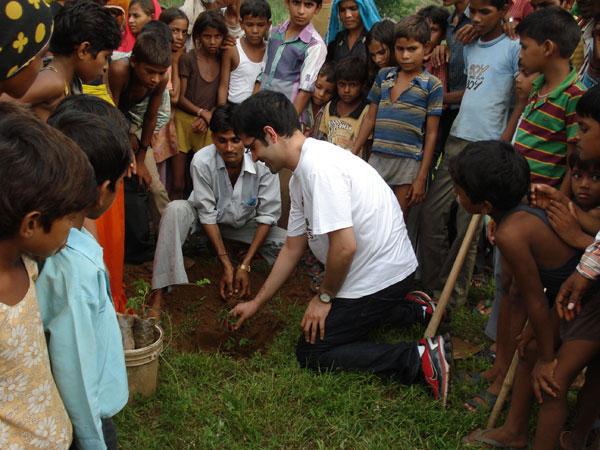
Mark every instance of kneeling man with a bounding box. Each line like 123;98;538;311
151;104;286;312
229;91;452;404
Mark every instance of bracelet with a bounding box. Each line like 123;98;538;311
238;263;251;273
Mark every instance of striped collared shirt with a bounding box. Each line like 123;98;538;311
513;70;586;187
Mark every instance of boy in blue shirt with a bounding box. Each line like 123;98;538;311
419;0;524;307
352;15;443;217
37;95;132;450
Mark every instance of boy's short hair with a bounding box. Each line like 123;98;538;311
395;15;431;46
129;0;155;17
417;6;450;36
48;96;132;192
132;24;173;67
192;10;228;41
159;7;189;26
240;0;272;21
449;140;530;211
334;57;368;84
576;85;600;123
568;151;600;173
0;102;97;240
210;104;235;134
51;94;129;136
318;61;336;84
140;20;174;43
233;90;300;143
516;7;581;58
50;0;121;57
483;0;511;8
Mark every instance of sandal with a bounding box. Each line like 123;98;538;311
464;390;498;413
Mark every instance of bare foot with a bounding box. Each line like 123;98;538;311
463;427;528;448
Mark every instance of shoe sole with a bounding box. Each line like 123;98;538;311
438;335;452;407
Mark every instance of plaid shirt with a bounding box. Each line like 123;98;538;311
578;232;600;280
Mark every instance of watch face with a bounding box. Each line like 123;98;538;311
319;293;331;303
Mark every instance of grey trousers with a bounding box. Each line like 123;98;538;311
418;135;482;306
152;200;286;290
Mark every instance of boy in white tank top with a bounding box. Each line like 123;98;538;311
218;0;271;105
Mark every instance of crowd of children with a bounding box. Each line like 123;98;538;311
1;0;600;447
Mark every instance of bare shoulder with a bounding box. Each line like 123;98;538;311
21;69;66;105
108;59;130;85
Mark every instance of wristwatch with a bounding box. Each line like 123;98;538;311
318;292;333;304
238;263;251;273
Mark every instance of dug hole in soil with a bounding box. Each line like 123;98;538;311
125;250;311;358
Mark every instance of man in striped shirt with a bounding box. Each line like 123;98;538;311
513;7;586;190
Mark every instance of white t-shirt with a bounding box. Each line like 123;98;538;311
287;138;417;298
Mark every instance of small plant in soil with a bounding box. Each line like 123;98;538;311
194;278;211;287
118;279;158;351
218;308;237;327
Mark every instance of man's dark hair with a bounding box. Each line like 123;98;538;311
159;7;189;26
132;24;173;67
48;98;131;192
335;57;368;84
575;86;600;123
568;151;600;173
192;10;228;41
318;61;336;83
417;5;450;36
516;7;581;58
395;15;431;45
240;0;272;21
129;0;155;17
50;0;121;56
210;104;235;133
0;102;97;240
449;140;530;211
232;90;300;143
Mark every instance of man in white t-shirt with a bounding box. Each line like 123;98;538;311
228;91;452;404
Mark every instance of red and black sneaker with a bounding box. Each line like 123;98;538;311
420;335;452;406
405;291;436;324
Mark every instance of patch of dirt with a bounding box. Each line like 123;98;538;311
124;246;312;358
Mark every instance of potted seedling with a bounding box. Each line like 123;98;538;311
117;279;164;398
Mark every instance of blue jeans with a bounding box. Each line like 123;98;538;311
296;275;424;384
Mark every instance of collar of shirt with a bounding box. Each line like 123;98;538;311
329;96;369;118
530;69;579;102
215;151;257;176
65;227;105;270
277;19;317;44
384;68;431;91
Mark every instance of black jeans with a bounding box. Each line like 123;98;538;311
296;275;423;384
69;418;118;450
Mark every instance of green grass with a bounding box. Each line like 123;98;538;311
115;278;498;449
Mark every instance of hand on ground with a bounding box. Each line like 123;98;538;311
234;268;251;299
300;295;332;344
220;265;235;300
227;300;259;331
